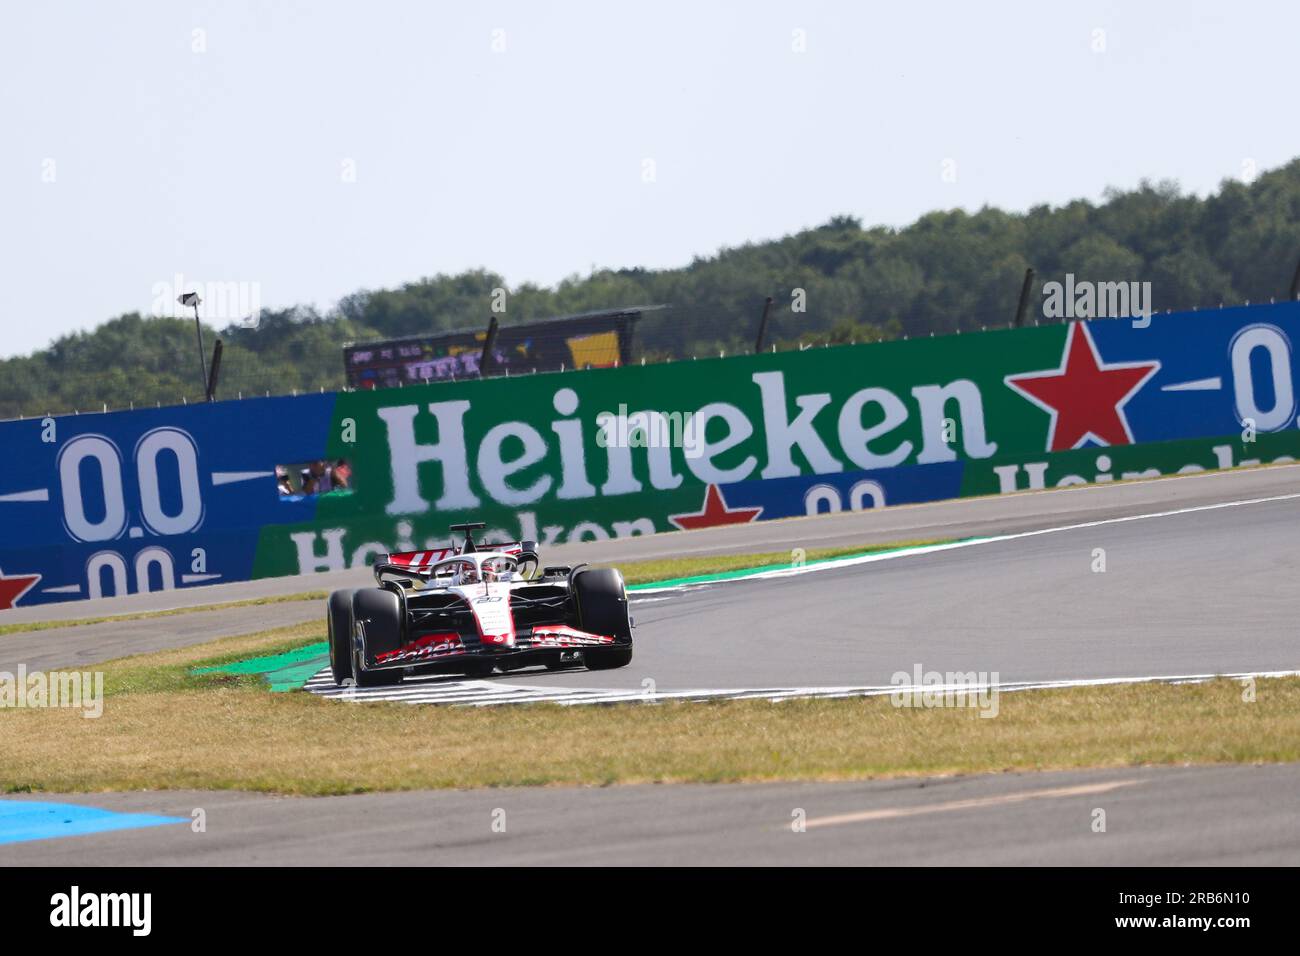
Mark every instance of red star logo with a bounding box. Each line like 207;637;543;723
0;568;41;610
1005;323;1159;452
668;484;763;530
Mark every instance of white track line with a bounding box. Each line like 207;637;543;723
303;667;1300;708
632;491;1300;593
804;779;1142;828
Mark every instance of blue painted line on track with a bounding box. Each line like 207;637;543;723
0;800;185;846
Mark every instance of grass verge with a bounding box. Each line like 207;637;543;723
0;591;330;636
1;620;1296;795
0;539;945;636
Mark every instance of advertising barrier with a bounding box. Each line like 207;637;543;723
343;310;637;389
3;302;1298;607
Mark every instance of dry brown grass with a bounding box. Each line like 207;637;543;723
2;621;1296;795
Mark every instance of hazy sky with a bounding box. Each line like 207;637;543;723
1;0;1294;357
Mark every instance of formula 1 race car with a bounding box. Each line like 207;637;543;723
327;523;633;687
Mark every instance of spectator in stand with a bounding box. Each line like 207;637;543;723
300;460;330;495
276;466;293;496
332;459;352;489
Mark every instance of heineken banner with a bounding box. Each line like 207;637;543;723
3;301;1299;607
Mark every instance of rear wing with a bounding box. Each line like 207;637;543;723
384;548;456;572
373;541;536;583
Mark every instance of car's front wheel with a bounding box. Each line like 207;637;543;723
573;568;633;671
327;588;357;685
584;646;633;670
350;588;405;688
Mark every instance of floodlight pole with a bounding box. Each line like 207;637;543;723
189;301;209;396
206;338;223;402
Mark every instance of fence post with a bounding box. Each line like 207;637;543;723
1013;268;1036;327
206;339;223;402
479;316;500;377
754;296;774;354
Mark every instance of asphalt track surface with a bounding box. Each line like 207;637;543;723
5;461;1299;627
4;464;1298;691
3;764;1298;865
0;602;318;677
506;483;1300;691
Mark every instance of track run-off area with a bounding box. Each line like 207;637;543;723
2;464;1298;865
4;765;1299;865
4;462;1298;694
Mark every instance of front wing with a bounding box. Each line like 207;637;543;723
374;623;617;667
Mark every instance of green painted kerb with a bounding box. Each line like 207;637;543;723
200;542;968;692
196;642;328;692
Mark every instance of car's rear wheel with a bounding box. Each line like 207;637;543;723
351;588;404;688
327;589;356;685
573;568;633;670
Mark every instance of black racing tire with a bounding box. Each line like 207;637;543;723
573;568;633;670
327;589;357;685
584;646;633;670
350;588;405;688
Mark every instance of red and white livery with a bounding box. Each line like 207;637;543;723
326;522;634;687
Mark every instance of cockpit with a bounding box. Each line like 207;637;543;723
425;553;520;587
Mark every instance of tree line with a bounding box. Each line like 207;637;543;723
4;158;1299;420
